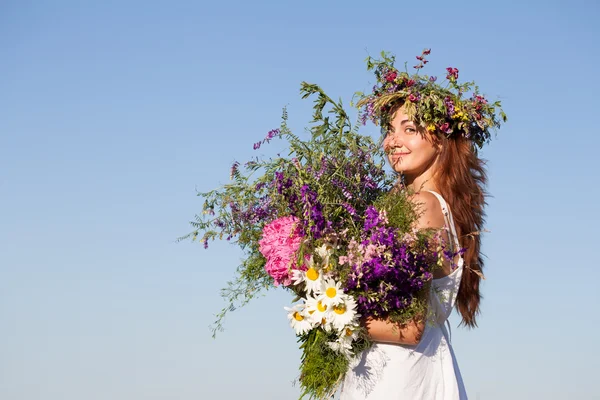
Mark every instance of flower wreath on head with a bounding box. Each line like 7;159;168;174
354;49;507;150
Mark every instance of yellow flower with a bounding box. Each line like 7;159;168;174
426;124;436;132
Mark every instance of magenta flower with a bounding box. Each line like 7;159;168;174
265;129;280;140
259;216;304;286
439;122;452;134
474;94;488;104
446;67;459;80
385;71;397;82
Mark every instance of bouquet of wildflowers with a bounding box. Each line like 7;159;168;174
184;82;455;398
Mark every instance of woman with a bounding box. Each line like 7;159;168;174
340;51;504;399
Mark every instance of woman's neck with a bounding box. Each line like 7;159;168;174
404;168;438;193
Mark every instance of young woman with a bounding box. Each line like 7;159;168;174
340;97;490;399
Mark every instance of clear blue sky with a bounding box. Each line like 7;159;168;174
1;1;599;399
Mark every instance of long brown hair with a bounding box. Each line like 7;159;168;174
434;136;487;327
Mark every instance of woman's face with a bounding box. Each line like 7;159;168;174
382;106;440;177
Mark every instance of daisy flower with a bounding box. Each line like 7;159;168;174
330;295;359;332
327;338;353;359
341;325;360;342
304;295;334;331
292;256;324;295
319;278;345;307
327;324;361;359
291;269;304;286
315;243;334;268
284;304;313;335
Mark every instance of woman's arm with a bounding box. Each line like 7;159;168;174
363;191;445;345
364;316;425;346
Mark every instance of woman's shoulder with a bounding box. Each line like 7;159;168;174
409;190;446;230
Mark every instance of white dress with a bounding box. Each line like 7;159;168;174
340;191;468;400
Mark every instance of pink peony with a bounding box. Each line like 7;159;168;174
259;216;303;286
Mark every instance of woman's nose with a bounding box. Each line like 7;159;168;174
384;133;402;148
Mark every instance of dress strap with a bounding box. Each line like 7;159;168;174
424;190;463;266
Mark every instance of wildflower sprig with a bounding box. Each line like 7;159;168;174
355;49;507;149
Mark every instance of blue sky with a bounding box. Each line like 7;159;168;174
1;1;599;399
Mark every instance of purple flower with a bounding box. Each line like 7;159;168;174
229;161;239;180
429;76;437;82
360;112;368;125
444;96;455;116
363;206;381;231
265;129;280;141
342;203;356;216
343;208;435;319
315;157;327;179
364;101;375;124
299;184;326;239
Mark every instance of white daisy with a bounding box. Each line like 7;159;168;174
340;325;360;342
284;304;313;335
318;278;345;307
327;338;353;359
304;295;334;331
329;295;359;332
291;268;304;286
315;243;334;268
327;325;361;359
292;256;324;295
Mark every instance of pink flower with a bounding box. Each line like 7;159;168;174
385;71;397;82
446;67;459;80
439;122;452;134
363;243;386;262
259;216;303;286
474;94;488;105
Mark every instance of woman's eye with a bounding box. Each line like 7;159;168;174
405;127;416;134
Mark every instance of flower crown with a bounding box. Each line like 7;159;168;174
355;49;506;149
